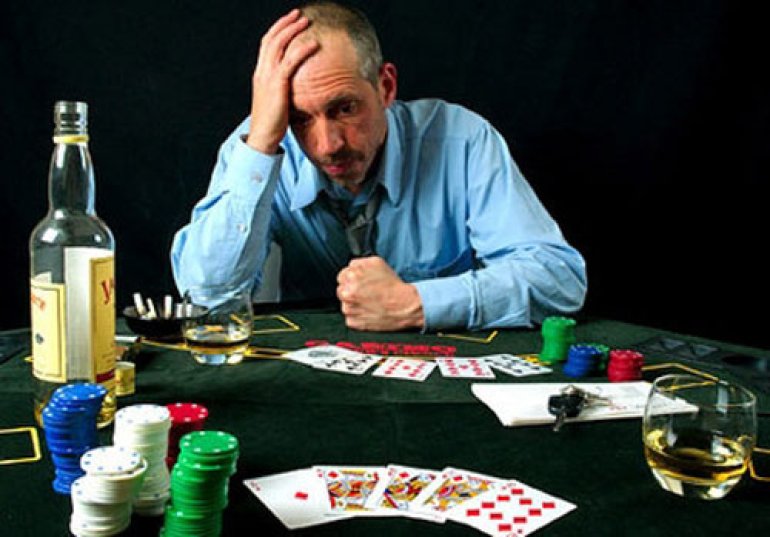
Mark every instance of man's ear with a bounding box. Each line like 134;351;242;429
377;62;398;107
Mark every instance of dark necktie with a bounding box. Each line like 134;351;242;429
322;186;382;258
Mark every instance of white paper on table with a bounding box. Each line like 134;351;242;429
471;381;695;427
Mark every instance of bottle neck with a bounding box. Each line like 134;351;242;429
48;140;96;215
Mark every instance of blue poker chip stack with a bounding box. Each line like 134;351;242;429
42;383;107;494
562;344;603;378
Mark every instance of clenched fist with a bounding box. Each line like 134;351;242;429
336;257;424;331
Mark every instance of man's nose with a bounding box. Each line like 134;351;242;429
314;119;344;156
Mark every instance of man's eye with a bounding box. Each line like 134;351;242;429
290;114;311;127
331;101;357;118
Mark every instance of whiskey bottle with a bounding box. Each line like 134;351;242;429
29;101;116;428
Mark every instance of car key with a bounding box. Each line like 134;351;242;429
548;385;586;432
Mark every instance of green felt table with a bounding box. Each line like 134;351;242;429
1;307;769;536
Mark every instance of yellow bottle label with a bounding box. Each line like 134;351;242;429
30;278;67;382
91;256;116;388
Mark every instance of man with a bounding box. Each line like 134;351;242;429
171;2;587;332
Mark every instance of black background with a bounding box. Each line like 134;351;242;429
1;1;767;348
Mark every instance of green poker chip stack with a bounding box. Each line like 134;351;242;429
538;316;577;364
584;342;611;372
160;430;239;537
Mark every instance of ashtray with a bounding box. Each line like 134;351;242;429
123;304;208;340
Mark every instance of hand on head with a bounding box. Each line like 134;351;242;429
336;256;424;331
246;9;320;154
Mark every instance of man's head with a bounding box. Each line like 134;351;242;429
287;2;397;192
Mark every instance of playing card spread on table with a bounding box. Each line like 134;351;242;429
371;357;436;381
446;480;576;536
484;354;552;377
364;464;445;521
314;465;387;516
435;358;496;379
311;353;381;375
246;464;576;535
284;344;366;366
412;467;506;517
243;468;352;529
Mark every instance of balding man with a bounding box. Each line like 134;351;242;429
172;1;587;332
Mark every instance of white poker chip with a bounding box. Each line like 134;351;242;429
70;512;130;537
115;404;171;430
80;446;142;476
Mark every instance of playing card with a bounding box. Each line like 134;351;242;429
314;465;387;516
484;354;552;377
284;345;369;367
243;468;352;529
412;467;506;517
311;354;381;375
446;479;576;536
435;358;496;379
371;357;436;382
364;464;445;521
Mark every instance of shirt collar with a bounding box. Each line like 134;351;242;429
289;104;405;211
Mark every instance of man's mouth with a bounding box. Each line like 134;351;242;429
323;160;352;175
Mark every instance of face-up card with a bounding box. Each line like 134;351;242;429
371;357;436;382
412;467;505;517
311;354;381;375
364;464;445;521
446;480;576;536
284;345;368;367
243;468;352;529
435;358;496;379
484;354;552;377
314;466;387;516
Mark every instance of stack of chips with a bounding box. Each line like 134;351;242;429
162;430;240;537
42;383;107;494
607;349;645;382
113;404;172;515
70;446;147;537
562;344;603;378
584;342;611;372
539;316;577;364
166;402;209;469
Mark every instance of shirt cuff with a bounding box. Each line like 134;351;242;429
224;136;284;199
412;277;472;332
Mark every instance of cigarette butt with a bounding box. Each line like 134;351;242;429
145;298;157;320
175;304;184;319
133;293;147;316
164;295;173;319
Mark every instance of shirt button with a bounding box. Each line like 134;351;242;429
236;223;247;233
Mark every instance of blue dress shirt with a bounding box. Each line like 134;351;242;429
171;99;587;330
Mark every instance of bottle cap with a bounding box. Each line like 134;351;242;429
53;101;88;138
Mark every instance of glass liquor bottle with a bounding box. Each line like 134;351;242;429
29;101;117;428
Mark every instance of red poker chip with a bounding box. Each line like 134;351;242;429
166;402;209;425
609;350;644;363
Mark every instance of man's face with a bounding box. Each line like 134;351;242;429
288;31;395;191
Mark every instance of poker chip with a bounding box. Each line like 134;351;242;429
115;361;135;397
161;430;239;537
562;344;602;378
607;349;645;382
583;342;611;372
42;383;107;495
80;446;142;476
538;316;576;364
69;446;148;537
113;404;172;516
166;403;209;469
